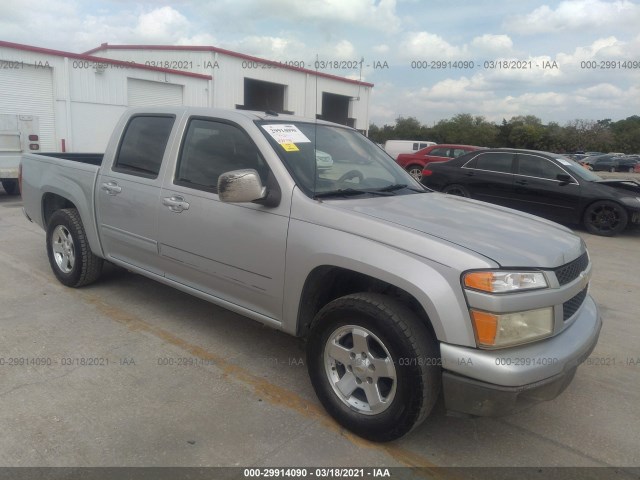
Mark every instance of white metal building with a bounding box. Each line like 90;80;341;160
84;44;373;132
0;41;211;152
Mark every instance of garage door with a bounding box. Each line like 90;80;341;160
127;78;184;107
0;64;55;151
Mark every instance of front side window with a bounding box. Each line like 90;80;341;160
176;119;269;192
474;153;513;173
555;155;601;181
257;121;422;197
114;116;175;178
517;155;565;180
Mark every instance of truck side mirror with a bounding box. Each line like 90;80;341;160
218;169;266;204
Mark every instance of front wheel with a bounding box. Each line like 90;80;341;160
1;179;19;195
583;201;628;236
307;293;440;442
46;208;103;287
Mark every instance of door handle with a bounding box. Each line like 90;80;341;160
515;180;528;185
162;196;190;213
101;181;122;195
464;172;475;177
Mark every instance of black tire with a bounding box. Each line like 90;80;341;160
583;201;628;237
442;184;470;197
1;179;19;196
307;293;440;442
46;208;103;287
406;165;423;181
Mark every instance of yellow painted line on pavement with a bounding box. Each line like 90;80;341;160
79;290;442;470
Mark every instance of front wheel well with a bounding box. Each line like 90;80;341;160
42;193;77;227
296;266;436;341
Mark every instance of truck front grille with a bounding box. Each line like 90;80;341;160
554;252;589;286
563;287;588;321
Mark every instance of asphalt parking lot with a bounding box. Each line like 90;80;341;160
0;186;639;474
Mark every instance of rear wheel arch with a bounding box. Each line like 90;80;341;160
442;183;470;197
42;192;77;228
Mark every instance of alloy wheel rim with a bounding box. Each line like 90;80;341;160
323;325;397;415
51;225;75;273
409;168;422;181
591;205;620;232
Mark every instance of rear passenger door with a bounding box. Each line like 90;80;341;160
462;151;515;206
96;114;176;275
157;117;289;321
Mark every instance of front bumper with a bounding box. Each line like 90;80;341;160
440;295;601;416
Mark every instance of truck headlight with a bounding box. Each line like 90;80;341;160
464;271;547;293
470;307;554;348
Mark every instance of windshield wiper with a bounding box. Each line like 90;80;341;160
376;183;425;193
314;188;394;199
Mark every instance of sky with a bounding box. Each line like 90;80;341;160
1;0;640;127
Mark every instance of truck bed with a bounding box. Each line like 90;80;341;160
21;151;103;257
35;152;104;166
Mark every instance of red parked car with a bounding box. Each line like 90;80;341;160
635;162;640;173
396;144;485;180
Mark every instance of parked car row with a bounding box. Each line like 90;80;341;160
396;144;485;180
420;148;640;236
579;154;639;172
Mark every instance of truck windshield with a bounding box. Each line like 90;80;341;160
256;121;425;198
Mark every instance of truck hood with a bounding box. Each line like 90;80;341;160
329;192;584;268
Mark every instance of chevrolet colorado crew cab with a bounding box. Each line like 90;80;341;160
21;107;602;441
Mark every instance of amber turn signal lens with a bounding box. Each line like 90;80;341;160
470;310;498;346
464;272;495;292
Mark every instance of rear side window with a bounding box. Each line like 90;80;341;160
474;153;513;173
429;148;450;157
113;115;175;178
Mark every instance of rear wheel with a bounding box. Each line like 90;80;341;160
406;165;423;181
442;184;470;197
46;208;103;287
307;293;440;442
1;180;19;195
583;201;628;236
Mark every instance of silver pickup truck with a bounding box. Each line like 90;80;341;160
21;107;601;441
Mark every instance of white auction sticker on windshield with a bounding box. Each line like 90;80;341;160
556;158;572;165
262;124;311;145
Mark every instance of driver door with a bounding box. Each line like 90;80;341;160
157;117;289;320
